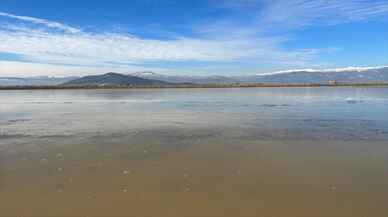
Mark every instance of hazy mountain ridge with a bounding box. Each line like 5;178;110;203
1;66;387;86
62;72;171;86
131;72;239;84
132;66;388;84
0;76;78;86
239;66;388;84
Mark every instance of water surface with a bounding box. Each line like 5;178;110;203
1;87;388;217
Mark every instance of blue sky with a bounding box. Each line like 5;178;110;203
0;0;387;77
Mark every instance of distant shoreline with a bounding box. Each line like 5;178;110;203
1;83;388;90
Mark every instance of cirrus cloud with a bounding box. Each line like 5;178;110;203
0;11;331;76
1;0;387;76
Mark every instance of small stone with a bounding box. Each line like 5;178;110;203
123;170;130;175
122;188;128;193
184;187;191;192
57;167;63;172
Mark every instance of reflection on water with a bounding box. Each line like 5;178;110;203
1;87;388;217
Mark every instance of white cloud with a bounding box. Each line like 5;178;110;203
0;11;331;76
214;1;388;31
2;0;386;77
0;60;169;77
0;28;260;62
260;0;388;28
0;12;80;33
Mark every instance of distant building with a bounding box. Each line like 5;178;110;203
328;80;338;85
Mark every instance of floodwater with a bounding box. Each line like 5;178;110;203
0;87;387;217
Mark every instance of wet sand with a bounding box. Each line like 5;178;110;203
1;88;388;217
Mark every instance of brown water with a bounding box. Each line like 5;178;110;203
1;88;388;217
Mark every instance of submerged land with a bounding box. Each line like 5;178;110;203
1;87;388;217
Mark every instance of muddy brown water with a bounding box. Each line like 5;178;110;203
1;88;388;217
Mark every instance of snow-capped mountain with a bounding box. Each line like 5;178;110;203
1;66;387;86
243;66;388;84
257;66;388;76
131;66;388;84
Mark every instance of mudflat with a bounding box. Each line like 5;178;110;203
1;87;387;217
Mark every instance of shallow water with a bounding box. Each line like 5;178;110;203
1;87;388;217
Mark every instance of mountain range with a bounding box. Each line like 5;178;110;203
0;76;77;86
131;66;388;84
62;72;170;86
1;66;387;86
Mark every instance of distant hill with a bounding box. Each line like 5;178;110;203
131;71;239;84
62;72;171;86
2;66;387;87
132;66;388;84
240;66;388;84
0;76;78;86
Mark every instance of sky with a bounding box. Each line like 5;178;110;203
0;0;387;77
